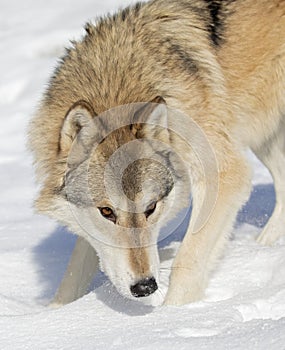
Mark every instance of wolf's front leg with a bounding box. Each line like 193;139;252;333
50;236;99;306
164;152;251;306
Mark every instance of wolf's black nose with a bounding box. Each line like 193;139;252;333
130;277;158;297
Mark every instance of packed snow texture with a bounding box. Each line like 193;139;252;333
0;1;285;349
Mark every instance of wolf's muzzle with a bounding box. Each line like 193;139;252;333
130;277;158;297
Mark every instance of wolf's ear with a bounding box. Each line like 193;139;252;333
59;101;97;156
131;96;169;140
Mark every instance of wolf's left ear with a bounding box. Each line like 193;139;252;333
131;96;169;140
59;101;97;157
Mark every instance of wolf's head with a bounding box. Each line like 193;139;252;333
39;97;190;300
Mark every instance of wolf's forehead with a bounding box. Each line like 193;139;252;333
89;151;174;206
121;158;174;201
95;126;137;157
92;129;157;170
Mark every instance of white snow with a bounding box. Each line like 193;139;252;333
0;0;285;349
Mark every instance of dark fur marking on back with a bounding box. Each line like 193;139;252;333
169;43;199;74
159;38;199;75
205;0;221;46
204;0;235;46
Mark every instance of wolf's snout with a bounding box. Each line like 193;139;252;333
130;277;158;297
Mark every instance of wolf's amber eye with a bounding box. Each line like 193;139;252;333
99;207;116;223
145;202;157;219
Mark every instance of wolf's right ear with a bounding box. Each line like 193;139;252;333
131;96;168;140
59;101;97;156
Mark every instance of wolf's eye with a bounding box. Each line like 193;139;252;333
145;202;157;219
99;207;116;223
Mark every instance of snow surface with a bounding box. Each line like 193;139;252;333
0;0;285;349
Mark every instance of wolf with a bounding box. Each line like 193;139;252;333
28;0;285;306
